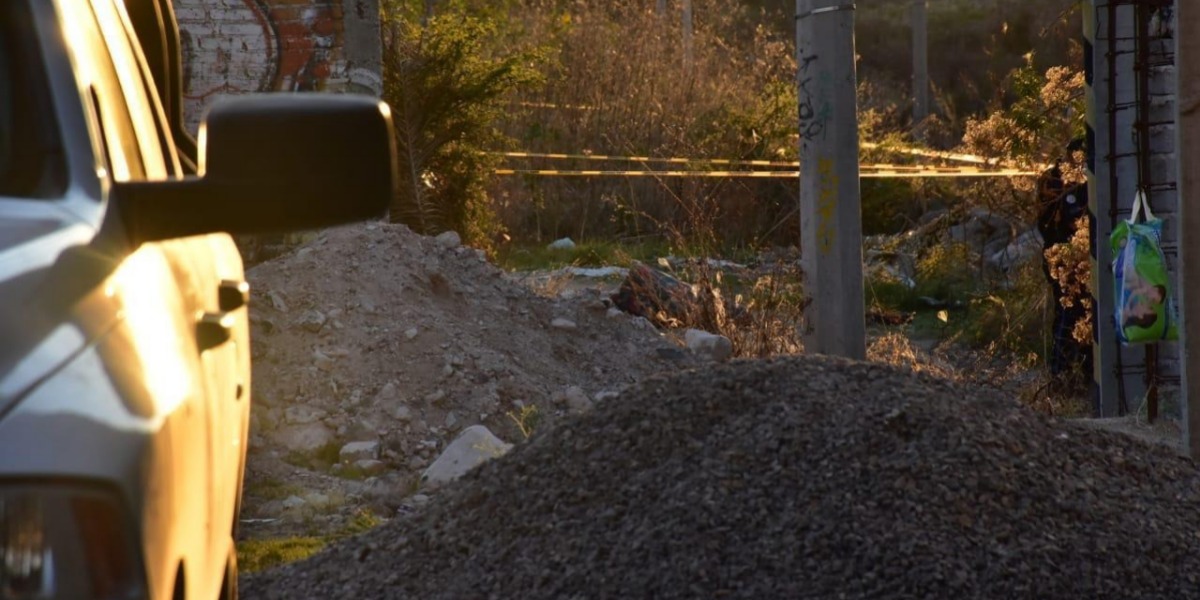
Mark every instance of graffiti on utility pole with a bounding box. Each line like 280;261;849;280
796;0;866;359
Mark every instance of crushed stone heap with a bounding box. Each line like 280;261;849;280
244;355;1200;599
244;222;693;468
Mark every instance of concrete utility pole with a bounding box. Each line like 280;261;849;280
1177;1;1200;458
682;0;695;72
911;0;929;132
422;0;435;25
796;0;866;359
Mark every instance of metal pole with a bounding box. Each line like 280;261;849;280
1177;0;1200;458
797;0;866;359
911;0;929;132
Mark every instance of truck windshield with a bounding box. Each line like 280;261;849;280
0;0;67;199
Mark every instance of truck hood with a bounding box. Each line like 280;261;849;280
0;200;104;417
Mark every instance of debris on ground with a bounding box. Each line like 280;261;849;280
244;354;1200;599
240;223;697;535
547;237;577;250
609;261;699;327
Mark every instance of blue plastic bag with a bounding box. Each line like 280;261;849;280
1111;191;1178;343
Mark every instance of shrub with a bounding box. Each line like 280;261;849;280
382;6;543;251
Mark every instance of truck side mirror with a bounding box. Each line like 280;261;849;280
113;94;397;244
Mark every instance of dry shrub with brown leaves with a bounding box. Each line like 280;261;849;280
1043;216;1093;345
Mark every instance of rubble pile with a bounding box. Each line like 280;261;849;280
241;223;696;524
245;354;1200;599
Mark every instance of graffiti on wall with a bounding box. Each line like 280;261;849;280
177;0;348;130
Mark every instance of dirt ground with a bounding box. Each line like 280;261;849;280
236;222;1182;543
238;223;704;538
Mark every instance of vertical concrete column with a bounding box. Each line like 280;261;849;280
796;0;866;360
682;0;694;73
1176;0;1200;458
342;0;383;95
911;0;928;131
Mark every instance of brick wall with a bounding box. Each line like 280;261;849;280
176;0;380;132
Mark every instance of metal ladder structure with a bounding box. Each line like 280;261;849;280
1087;0;1178;418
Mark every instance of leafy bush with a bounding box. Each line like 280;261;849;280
382;6;543;251
914;241;978;300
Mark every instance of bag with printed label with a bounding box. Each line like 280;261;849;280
1111;190;1178;343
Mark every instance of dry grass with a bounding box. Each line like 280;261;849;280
867;331;956;379
1018;374;1091;417
493;0;800;247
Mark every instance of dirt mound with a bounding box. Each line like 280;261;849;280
244;354;1200;599
241;223;695;526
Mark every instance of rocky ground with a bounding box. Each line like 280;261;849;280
239;223;702;536
244;354;1200;599
238;222;1192;599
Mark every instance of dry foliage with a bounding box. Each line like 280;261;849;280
1044;216;1093;345
867;331;955;379
493;0;800;246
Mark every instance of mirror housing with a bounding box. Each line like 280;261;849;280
113;94;396;244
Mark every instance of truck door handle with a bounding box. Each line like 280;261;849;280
219;280;250;311
196;312;235;351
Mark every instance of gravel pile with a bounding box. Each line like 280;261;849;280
244;355;1200;599
239;223;695;531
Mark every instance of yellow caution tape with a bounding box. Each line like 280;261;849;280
495;151;798;168
859;142;1014;167
497;148;1039;171
494;167;1037;178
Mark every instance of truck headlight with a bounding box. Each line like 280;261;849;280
1;484;145;599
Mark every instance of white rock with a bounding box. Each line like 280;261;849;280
268;290;289;312
391;404;413;423
594;390;621;403
297;310;326;333
422;425;513;485
566;266;629;278
354;459;387;476
410;494;431;506
606;307;625;319
340;440;380;462
284;405;328;425
313;349;336;372
271;422;335;453
375;382;400;405
547;237;576;250
303;493;331;507
563;386;593;413
630;316;654;330
684;329;734;362
551;318;578;331
404;328;419;340
435;231;462;249
282;495;306;509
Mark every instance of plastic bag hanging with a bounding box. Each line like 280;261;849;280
1110;190;1179;343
